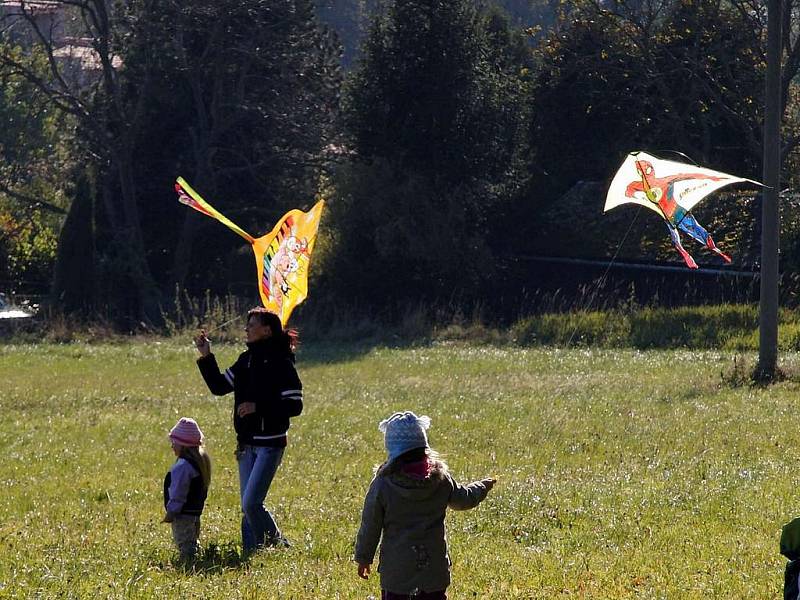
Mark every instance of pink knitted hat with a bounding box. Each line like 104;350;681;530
169;417;204;447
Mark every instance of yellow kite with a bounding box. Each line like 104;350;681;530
175;177;324;325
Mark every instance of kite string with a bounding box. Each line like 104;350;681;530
565;206;643;348
200;313;245;338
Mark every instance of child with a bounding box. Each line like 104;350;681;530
354;411;495;600
162;417;212;561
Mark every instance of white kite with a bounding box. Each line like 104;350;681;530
604;151;761;268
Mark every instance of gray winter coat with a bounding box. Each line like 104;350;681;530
354;462;490;594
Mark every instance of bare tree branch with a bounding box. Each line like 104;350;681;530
0;181;67;214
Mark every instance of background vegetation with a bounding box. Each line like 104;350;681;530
1;0;799;328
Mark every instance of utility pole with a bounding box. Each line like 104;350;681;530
757;0;782;380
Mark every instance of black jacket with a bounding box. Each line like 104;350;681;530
197;338;303;447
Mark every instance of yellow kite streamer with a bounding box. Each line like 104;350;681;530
175;177;324;325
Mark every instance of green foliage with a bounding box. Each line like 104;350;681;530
0;44;73;175
112;0;342;298
51;168;95;313
315;0;557;67
326;0;532;306
4;0;800;322
345;0;531;183
0;341;795;597
321;159;495;303
0;0;346;320
509;304;800;351
629;305;759;349
528;12;644;198
776;195;800;274
315;0;383;67
529;0;764;196
0;208;58;284
0;42;73;290
512;310;630;347
520;0;768;260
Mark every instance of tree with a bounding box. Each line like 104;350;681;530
1;0;342;321
324;0;533;306
521;0;800;263
119;0;342;299
0;41;70;295
1;0;162;320
528;0;769;205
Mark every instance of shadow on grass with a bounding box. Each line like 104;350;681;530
160;541;300;574
297;337;422;367
156;542;249;574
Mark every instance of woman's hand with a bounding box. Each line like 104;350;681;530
194;330;211;357
237;402;256;417
357;563;371;579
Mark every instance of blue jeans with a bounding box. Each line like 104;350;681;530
237;445;284;551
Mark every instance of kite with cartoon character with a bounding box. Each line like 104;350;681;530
604;151;761;269
175;177;324;324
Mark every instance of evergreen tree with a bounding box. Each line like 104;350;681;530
326;0;532;307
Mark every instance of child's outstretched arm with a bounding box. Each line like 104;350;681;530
448;476;496;510
354;477;384;577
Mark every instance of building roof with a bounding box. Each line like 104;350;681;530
52;43;122;70
0;1;62;15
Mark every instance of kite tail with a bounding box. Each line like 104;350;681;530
667;225;698;269
705;235;732;263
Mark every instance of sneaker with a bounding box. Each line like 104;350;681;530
265;535;291;548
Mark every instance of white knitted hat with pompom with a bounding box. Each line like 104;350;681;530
379;411;431;462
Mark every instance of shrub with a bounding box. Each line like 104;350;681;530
510;304;800;350
629;304;758;349
511;310;629;347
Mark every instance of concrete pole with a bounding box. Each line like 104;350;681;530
757;0;782;379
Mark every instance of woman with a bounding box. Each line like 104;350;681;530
194;307;303;552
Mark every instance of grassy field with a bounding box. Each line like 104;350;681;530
0;339;798;598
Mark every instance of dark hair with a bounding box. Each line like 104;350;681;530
247;307;298;355
395;447;427;464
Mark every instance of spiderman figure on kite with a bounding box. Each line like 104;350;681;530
624;159;731;269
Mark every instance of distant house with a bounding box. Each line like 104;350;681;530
0;1;65;46
0;1;121;87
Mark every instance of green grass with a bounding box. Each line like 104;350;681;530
509;304;800;351
0;340;797;598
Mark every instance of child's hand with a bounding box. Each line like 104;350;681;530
481;477;496;492
161;512;175;523
357;563;371;579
